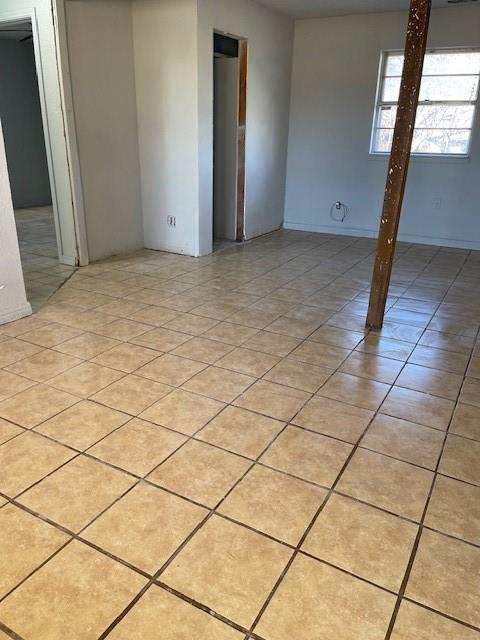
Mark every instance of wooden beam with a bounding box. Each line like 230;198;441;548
366;0;432;329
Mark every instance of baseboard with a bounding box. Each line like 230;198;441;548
0;302;33;326
283;221;480;250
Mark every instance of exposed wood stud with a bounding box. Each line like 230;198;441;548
366;0;432;329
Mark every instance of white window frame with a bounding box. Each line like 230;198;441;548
370;47;480;159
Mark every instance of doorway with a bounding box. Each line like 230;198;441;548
213;32;247;250
0;20;76;310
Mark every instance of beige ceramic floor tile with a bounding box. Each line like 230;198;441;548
317;372;391;411
183;366;255;403
391;600;480;640
406;529;480;627
361;414;444;470
0;540;146;640
0;338;43;368
131;327;194;352
303;494;417;591
48;361;124;397
337;449;433;521
197;406;284;458
163;313;220;336
83;483;207;573
263;358;332;393
256;554;395;640
0;370;36;402
107;586;242;639
94;318;152;341
19;455;135;532
0;383;78;428
35;400;130;450
293;395;373;443
128;305;179;326
396;363;463;401
19;322;83;348
426;475;480;546
216;347;280;378
244;330;301;357
381;387;455;431
203;322;260;347
149;440;250;507
88;418;186;477
91;342;159;373
54;332;121;359
0;315;49;338
409;345;470;375
0;418;23;445
136;354;206;386
290;340;351;368
6;349;82;382
0;431;75;496
340;351;404;384
234;380;310;421
140;389;224;435
450;403;480;441
219;465;327;545
310;325;365;349
373;321;424;344
0;504;69;598
91;375;172;415
261;426;352;487
459;379;480;407
356;335;414;361
171;336;235;364
439;435;480;486
162;515;291;628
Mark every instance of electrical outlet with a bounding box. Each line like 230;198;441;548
167;216;176;227
433;198;442;211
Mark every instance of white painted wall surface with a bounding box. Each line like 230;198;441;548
198;0;294;253
0;119;32;325
65;0;144;261
0;0;79;265
285;6;480;249
213;56;239;241
132;0;200;255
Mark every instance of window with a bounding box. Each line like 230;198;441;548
371;49;480;156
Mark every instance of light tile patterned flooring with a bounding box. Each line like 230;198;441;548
15;207;76;311
0;229;479;639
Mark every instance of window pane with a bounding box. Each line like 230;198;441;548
423;52;480;76
382;77;401;101
420;75;479;101
373;128;394;153
378;106;397;128
412;128;470;154
416;104;475;129
385;54;404;76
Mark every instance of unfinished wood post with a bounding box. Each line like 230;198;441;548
366;0;432;329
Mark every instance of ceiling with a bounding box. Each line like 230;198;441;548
0;21;32;42
258;0;476;19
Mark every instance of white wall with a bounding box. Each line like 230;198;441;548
285;6;480;249
0;39;52;209
65;0;144;261
131;0;293;256
0;0;81;265
198;0;294;253
0;119;32;324
132;0;200;256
